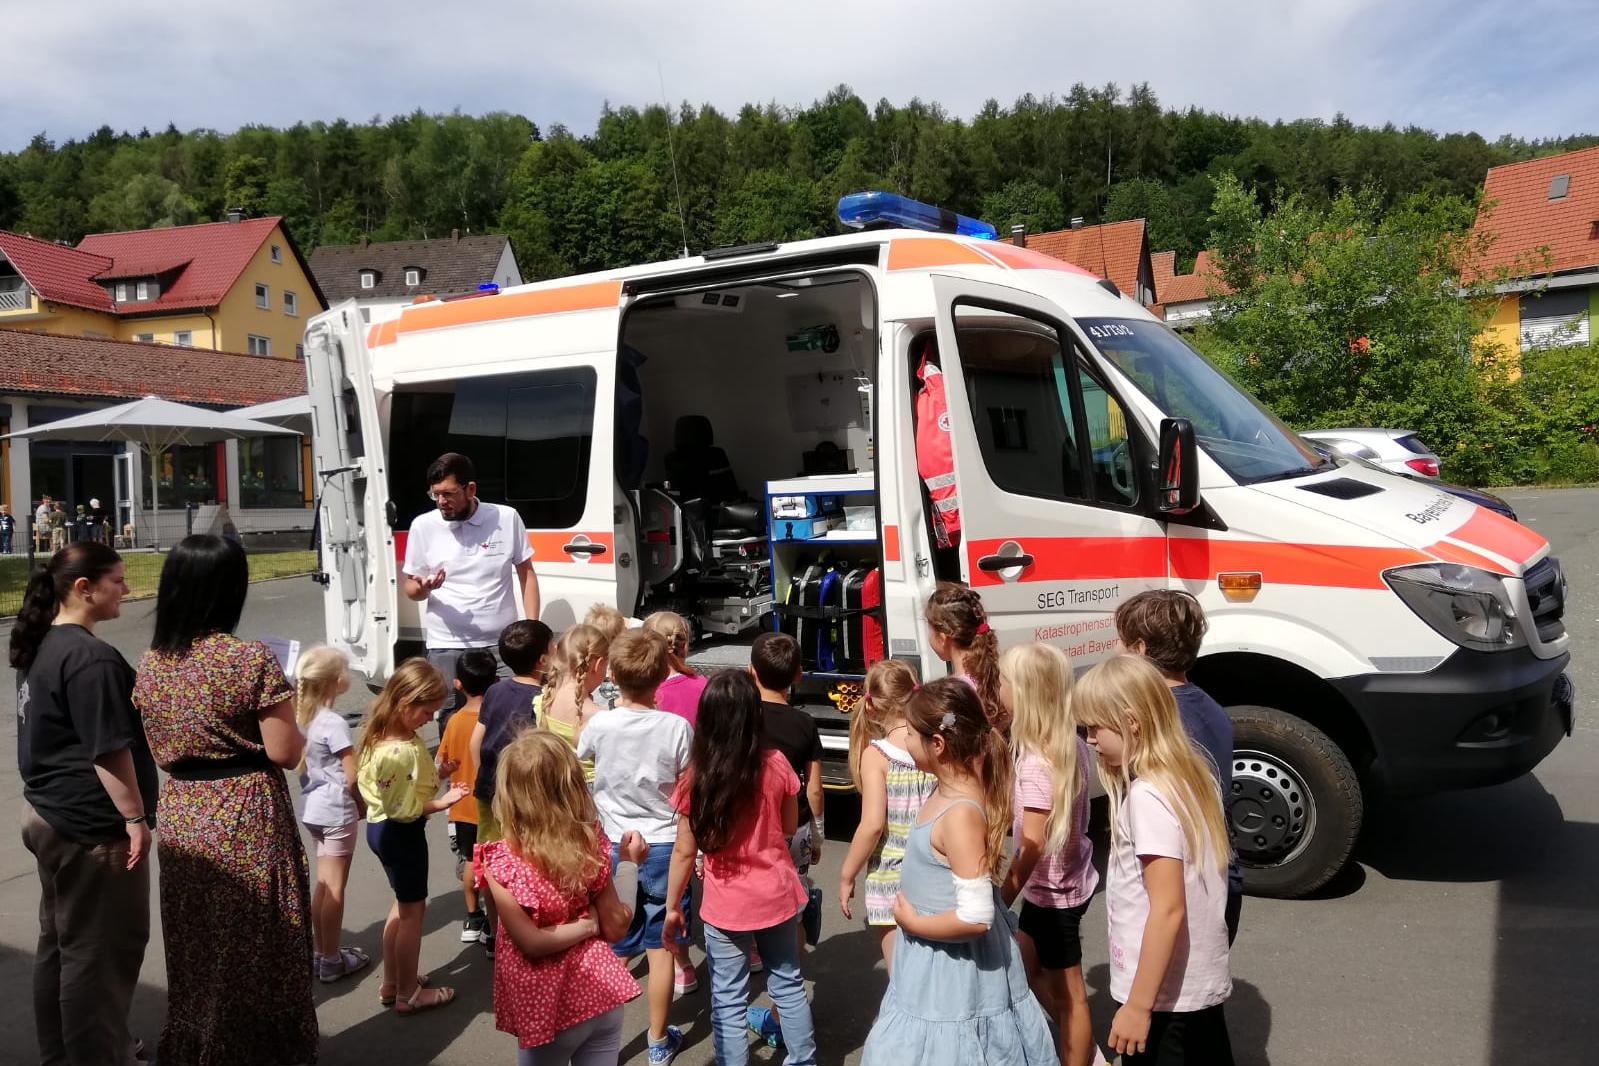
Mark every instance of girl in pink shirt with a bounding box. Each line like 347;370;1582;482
1074;654;1234;1066
998;643;1099;1066
476;730;642;1065
644;611;707;727
664;670;815;1066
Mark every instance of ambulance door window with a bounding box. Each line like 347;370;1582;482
1078;367;1137;507
504;371;596;529
951;303;1090;504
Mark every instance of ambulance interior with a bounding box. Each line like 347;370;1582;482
618;271;888;698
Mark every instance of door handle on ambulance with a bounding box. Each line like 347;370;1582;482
562;541;608;557
977;552;1034;572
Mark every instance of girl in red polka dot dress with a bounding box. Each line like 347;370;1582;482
477;730;646;1064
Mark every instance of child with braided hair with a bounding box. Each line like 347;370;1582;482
540;625;609;783
924;582;1007;733
644;611;707;728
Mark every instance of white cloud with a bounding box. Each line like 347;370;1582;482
3;0;1594;149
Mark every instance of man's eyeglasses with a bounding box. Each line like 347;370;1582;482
427;487;468;503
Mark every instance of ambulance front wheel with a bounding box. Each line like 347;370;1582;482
1228;706;1363;899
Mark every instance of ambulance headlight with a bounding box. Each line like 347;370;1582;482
1384;564;1525;652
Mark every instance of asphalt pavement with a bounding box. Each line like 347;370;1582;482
1;486;1594;1065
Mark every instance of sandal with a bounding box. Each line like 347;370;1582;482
395;984;456;1016
379;973;430;1007
318;946;371;983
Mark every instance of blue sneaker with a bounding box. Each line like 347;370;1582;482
647;1025;683;1065
747;1005;783;1049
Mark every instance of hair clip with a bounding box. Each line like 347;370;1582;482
939;710;956;732
975;622;991;635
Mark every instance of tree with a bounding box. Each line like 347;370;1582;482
981;179;1065;234
223;155;269;216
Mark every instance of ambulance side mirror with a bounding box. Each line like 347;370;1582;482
1157;418;1199;514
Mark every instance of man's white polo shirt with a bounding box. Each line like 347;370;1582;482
402;501;533;649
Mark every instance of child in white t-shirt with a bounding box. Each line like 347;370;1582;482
576;628;694;1064
294;646;371;983
1074;653;1234;1065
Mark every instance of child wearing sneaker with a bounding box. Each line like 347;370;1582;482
294;645;371;984
577;629;696;1064
664;670;817;1066
438;649;494;946
479;729;644;1065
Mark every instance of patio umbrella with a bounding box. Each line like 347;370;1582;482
3;395;286;550
232;394;312;435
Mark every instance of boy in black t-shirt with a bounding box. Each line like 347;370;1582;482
748;633;825;951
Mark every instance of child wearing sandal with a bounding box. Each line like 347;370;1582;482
357;658;470;1016
837;659;936;972
478;729;644;1065
294;645;371;984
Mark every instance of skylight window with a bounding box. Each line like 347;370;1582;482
1549;174;1570;200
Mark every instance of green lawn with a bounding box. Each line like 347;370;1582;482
0;549;317;617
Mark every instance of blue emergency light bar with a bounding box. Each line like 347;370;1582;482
837;191;998;240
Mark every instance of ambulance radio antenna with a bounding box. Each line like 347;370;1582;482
659;63;691;259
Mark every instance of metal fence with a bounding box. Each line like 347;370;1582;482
0;506;200;617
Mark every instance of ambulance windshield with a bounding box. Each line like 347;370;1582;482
1078;318;1329;485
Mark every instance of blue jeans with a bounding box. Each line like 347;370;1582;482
610;841;690;958
704;917;816;1066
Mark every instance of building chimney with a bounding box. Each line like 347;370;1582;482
451;228;460;241
226;207;243;223
359;236;369;248
1070;217;1085;230
1010;224;1026;247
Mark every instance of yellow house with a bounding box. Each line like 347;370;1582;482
0;215;325;358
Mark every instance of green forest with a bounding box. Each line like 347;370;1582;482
1;83;1593;279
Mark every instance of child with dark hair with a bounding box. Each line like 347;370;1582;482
1114;589;1243;944
439;648;496;945
664;670;817;1066
860;678;1053;1066
577;629;695;1063
470;619;554;958
924;582;1007;732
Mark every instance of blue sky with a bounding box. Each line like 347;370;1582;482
4;0;1594;151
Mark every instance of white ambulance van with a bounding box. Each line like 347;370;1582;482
303;193;1574;898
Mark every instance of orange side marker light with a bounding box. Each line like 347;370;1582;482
1217;572;1262;602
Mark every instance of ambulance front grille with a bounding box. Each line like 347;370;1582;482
1523;557;1566;643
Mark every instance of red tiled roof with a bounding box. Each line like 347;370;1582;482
1151;250;1176;289
0;329;305;407
1159;250;1230;304
77;217;283;312
1021;220;1150;301
0;230;114;311
1473;145;1599;278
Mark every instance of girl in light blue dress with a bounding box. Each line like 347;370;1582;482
861;678;1057;1066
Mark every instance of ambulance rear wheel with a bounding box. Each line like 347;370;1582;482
1228;706;1362;899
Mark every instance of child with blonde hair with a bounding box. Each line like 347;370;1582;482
923;582;1007;732
294;644;370;983
577;629;695;1062
643;611;706;727
540;624;608;782
583;603;628;709
999;643;1098;1066
837;659;936;970
1074;654;1234;1065
479;729;644;1064
358;658;470;1015
859;678;1052;1065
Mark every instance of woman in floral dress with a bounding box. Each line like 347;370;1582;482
133;535;319;1065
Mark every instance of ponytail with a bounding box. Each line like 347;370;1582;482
977;726;1014;879
849;659;918;789
9;542;122;671
924;581;1007;732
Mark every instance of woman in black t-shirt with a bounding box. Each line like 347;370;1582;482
11;541;158;1066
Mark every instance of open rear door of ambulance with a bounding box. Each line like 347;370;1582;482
303;302;396;682
929;275;1167;659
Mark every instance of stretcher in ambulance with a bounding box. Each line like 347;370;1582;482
302;192;1574;899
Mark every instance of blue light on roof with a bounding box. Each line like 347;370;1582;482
477;282;500;293
837;191;998;240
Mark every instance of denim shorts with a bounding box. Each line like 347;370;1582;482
611;840;691;957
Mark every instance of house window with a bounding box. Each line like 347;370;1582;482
144;444;219;509
405;268;421;286
360;271;376;290
247;334;271;356
295;343;305;360
173;330;192;346
284;291;298;316
135;280;150;301
1520;288;1589;350
270;244;282;263
255;283;269;308
241;435;305;509
133;332;154;343
114;283;128;302
1548;174;1570;201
